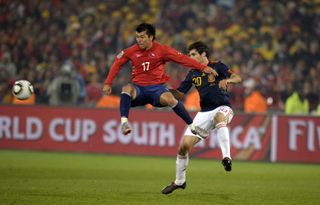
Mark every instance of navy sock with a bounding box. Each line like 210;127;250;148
172;101;193;125
120;93;131;118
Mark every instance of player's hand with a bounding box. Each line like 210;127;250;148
204;66;218;83
203;66;218;77
219;79;228;90
103;84;112;95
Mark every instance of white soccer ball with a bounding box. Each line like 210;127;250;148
12;80;34;100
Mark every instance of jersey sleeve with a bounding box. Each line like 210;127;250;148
216;62;232;78
162;45;205;71
104;50;130;85
177;71;193;94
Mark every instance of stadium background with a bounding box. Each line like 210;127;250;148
0;0;319;113
1;1;320;204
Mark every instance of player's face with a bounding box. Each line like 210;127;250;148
188;49;205;63
136;31;153;50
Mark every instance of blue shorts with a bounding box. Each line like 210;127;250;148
131;84;169;107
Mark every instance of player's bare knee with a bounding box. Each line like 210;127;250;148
178;143;190;156
121;84;132;92
167;95;178;107
214;112;226;123
178;138;192;155
160;92;177;107
121;84;135;96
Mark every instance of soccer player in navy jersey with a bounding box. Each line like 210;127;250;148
103;23;218;138
161;41;242;194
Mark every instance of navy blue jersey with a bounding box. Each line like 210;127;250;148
178;61;232;112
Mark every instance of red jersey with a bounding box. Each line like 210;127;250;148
104;41;206;86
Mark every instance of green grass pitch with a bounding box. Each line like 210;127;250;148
0;150;319;205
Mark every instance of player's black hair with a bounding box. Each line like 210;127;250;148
187;41;211;58
136;23;156;40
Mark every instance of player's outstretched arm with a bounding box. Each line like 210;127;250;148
219;73;242;90
163;46;219;76
169;89;184;100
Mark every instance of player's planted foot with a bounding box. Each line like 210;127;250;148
222;157;232;172
121;122;131;135
161;182;186;195
191;125;209;139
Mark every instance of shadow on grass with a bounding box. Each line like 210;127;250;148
118;190;236;204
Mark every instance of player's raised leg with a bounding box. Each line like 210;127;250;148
214;107;233;172
160;92;208;138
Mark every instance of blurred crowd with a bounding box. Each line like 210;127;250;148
0;0;320;115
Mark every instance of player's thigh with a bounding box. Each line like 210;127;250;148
143;84;171;107
184;111;215;137
213;106;234;125
130;85;151;107
132;84;168;107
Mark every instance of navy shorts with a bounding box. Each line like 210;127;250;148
131;84;169;107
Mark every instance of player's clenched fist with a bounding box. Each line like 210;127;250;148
103;84;112;95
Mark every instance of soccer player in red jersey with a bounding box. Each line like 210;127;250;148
103;23;217;138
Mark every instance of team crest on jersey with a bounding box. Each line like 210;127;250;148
149;53;155;58
116;51;124;59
